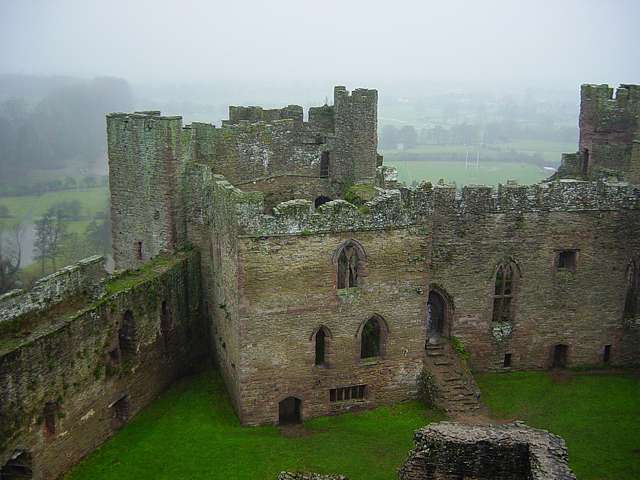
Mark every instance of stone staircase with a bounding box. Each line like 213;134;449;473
424;340;485;418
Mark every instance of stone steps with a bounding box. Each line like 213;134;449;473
423;340;486;418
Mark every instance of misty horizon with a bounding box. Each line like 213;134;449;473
1;0;639;91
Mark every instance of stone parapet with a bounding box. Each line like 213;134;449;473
0;255;105;324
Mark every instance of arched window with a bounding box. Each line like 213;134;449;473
624;260;639;318
492;263;517;322
361;316;382;359
337;242;361;289
119;310;137;361
320;151;330;178
315;328;326;366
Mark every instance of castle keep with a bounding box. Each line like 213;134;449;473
1;84;639;478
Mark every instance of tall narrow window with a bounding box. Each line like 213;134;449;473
320;151;330;178
338;243;359;289
624;260;639;319
492;263;516;322
315;328;326;366
361;316;381;359
43;401;58;435
136;241;143;260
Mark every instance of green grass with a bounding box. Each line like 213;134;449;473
67;371;442;480
476;370;640;480
389;159;548;186
0;187;108;225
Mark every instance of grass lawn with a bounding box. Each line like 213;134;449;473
67;371;443;480
388;159;548;186
476;370;640;480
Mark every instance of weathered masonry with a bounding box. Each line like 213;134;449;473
106;83;640;426
0;253;204;479
1;84;639;478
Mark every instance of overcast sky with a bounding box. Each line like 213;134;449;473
1;0;638;89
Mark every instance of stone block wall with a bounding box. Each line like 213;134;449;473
430;206;640;371
0;251;203;480
233;227;430;425
399;422;576;480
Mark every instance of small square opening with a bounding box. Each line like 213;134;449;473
557;250;577;271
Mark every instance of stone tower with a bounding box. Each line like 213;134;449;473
107;111;185;270
333;86;379;184
578;84;640;181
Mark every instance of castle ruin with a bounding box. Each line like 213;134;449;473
1;84;639;479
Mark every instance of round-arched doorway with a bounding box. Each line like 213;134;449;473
427;289;451;343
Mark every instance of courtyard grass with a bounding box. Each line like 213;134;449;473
476;370;640;480
66;371;443;480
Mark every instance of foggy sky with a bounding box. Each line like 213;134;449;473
1;0;639;89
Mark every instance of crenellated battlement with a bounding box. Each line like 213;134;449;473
188;166;640;237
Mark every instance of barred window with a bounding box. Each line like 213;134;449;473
330;385;366;402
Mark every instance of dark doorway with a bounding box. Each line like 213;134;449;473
1;451;33;479
314;196;332;209
603;345;611;364
278;397;301;425
552;344;568;368
428;290;446;339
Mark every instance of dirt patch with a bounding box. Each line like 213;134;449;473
278;424;314;438
548;369;574;384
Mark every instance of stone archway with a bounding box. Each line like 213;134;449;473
427;288;453;344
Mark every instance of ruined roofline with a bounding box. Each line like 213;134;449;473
581;83;640;104
190;164;640;238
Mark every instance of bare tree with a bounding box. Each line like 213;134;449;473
34;209;66;274
0;222;24;294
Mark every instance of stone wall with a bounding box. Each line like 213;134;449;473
430;206;640;371
0;255;105;324
399;422;576;480
233;227;430;425
0;251;204;480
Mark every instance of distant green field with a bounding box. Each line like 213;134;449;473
389;159;549;186
0;187;108;224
